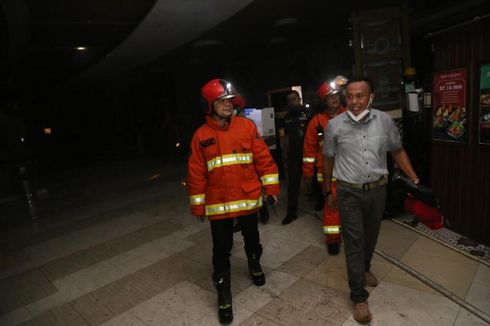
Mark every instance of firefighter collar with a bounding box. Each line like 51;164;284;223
206;115;231;130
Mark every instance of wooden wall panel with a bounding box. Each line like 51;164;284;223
431;19;490;245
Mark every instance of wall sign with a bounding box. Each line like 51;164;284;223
479;64;490;144
432;68;467;143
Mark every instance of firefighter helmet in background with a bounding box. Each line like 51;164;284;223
200;79;237;115
317;81;340;100
334;75;348;89
404;66;417;77
232;93;246;116
232;93;245;110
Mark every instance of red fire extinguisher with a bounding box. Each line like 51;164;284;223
394;171;444;230
404;196;443;230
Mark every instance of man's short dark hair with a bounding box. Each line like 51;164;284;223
346;76;374;93
286;90;300;98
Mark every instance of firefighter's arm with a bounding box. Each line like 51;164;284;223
251;125;280;196
187;132;208;217
302;119;318;178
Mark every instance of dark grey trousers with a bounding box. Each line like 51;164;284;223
337;183;386;303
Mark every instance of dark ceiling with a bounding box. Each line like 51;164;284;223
2;0;490;98
2;0;155;88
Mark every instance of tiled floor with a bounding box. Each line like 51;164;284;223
1;159;489;326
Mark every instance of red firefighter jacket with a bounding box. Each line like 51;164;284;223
187;115;280;220
303;107;345;181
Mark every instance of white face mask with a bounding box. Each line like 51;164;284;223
347;94;373;122
347;109;369;122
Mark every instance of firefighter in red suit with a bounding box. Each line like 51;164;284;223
303;81;346;255
187;79;279;324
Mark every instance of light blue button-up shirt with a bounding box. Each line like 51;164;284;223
323;109;402;184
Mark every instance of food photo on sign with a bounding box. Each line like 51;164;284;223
433;104;466;139
432;69;467;143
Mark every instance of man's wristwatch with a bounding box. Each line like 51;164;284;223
323;190;332;198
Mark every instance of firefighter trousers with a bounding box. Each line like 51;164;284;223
210;213;262;274
323;181;341;244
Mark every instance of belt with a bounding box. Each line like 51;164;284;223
338;177;387;191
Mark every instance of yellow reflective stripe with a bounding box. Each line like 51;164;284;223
205;197;263;216
317;173;324;182
219;304;231;309
190;194;205;205
317;174;337;183
207;153;253;171
303;157;315;163
261;173;279;185
323;225;341;234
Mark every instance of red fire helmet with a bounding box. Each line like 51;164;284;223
317;81;340;100
200;79;237;114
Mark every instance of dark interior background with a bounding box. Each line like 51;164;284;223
1;0;490;242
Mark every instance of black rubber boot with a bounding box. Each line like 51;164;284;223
327;242;340;255
246;249;266;286
212;271;233;325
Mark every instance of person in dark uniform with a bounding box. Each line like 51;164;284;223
279;90;309;224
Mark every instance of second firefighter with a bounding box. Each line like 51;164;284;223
303;81;346;255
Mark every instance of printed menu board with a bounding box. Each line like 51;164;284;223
479;64;490;144
432;68;467;143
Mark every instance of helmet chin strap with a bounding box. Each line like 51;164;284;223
211;109;231;121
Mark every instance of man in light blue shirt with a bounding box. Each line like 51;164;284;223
323;76;419;323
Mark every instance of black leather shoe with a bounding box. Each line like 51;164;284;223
327;242;340;255
281;214;297;225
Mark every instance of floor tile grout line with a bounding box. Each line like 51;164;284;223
376;248;490;325
391;219;490;267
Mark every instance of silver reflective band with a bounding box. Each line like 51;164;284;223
303;157;315;163
207;153;253;171
205;197;263;216
317;173;324;182
190;194;205;205
261;173;279;185
323;225;341;234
